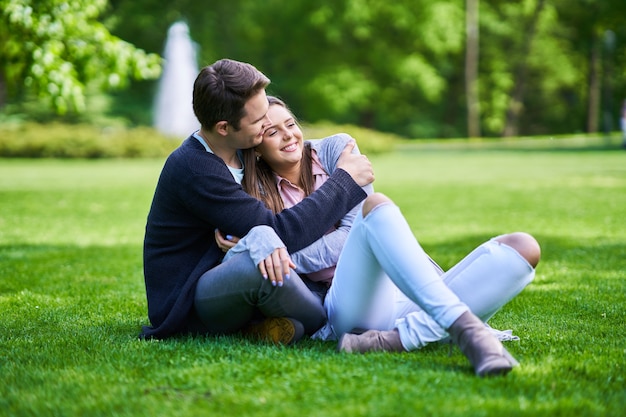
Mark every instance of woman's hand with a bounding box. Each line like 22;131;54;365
215;229;240;252
258;247;296;287
216;228;294;287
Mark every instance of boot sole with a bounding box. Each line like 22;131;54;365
337;333;354;353
476;346;519;377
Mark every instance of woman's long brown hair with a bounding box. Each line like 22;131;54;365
241;96;315;213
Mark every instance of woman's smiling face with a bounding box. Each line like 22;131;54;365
256;103;304;170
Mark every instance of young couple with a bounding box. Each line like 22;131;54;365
142;59;540;377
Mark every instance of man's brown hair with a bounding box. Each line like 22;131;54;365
193;59;270;131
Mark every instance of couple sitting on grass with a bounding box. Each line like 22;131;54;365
142;59;541;377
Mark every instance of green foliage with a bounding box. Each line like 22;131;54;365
266;0;465;138
102;0;626;138
0;0;162;114
479;0;588;136
1;144;625;416
0;123;179;158
106;0;468;137
4;1;626;138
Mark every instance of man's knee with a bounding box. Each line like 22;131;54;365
362;193;393;217
495;232;541;268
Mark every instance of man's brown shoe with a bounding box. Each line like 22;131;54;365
242;317;305;345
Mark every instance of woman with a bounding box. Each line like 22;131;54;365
220;97;541;376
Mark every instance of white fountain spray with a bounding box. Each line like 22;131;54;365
154;21;199;137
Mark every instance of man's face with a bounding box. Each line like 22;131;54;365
229;91;271;150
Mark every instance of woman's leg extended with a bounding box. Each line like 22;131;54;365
335;193;524;376
327;193;468;338
194;251;326;335
397;235;537;350
447;233;539;321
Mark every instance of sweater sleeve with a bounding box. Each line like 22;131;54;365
222;225;285;266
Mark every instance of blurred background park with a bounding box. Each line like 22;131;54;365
1;0;626;150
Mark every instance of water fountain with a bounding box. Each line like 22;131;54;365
154;21;199;137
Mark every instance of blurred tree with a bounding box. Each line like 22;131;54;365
479;0;576;136
305;0;465;138
465;0;480;137
38;0;626;138
502;0;546;137
104;0;221;124
552;0;626;133
0;0;161;114
227;0;465;138
480;0;626;136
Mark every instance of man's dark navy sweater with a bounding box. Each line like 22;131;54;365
141;137;366;339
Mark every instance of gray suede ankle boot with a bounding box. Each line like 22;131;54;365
448;311;519;377
337;329;406;353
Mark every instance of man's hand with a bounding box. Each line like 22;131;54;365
258;247;296;287
336;141;374;187
215;229;240;252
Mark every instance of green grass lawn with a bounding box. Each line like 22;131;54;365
1;141;625;416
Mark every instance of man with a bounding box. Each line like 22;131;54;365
141;59;374;343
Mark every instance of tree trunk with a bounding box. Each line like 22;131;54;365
587;37;601;133
465;0;480;138
502;0;546;137
0;70;6;111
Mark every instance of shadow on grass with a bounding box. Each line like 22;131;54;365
2;235;624;351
